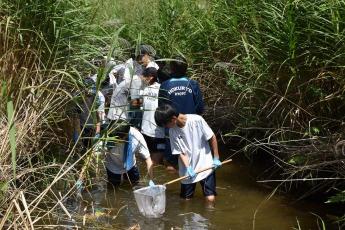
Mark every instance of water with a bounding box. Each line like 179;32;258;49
61;156;338;229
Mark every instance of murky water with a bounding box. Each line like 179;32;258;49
61;156;338;230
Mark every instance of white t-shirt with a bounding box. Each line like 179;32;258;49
105;127;150;174
169;114;214;184
107;59;144;121
108;63;126;86
124;58;143;80
107;78;130;120
125;59;159;100
141;82;165;138
146;61;159;70
123;58;143;100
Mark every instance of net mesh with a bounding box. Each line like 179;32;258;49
133;185;166;218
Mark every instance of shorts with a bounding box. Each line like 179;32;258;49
106;166;140;186
142;134;165;152
180;172;217;199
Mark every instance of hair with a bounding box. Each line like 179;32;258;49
170;55;187;78
142;67;158;82
135;44;156;61
130;47;136;60
154;54;165;68
107;120;131;139
157;68;170;83
154;104;179;127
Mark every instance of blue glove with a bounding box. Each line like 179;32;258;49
213;157;222;169
94;133;100;140
149;180;155;187
187;166;196;179
75;179;84;192
93;133;101;144
73;130;79;143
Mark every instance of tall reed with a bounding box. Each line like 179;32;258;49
0;0;124;227
109;0;345;205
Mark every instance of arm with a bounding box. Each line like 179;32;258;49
130;98;141;107
95;122;101;134
96;93;105;134
179;152;196;178
136;130;154;178
208;134;220;159
179;152;190;168
145;157;153;179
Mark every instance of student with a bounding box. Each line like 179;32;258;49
158;55;204;169
107;45;158;126
154;104;221;203
105;120;154;186
73;77;105;148
158;55;203;114
141;67;165;164
129;45;159;129
107;59;137;122
136;44;159;70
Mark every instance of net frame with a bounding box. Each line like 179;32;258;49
133;185;166;218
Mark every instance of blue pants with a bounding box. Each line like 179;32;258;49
180;172;217;199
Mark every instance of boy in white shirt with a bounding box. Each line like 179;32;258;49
141;67;165;164
154;104;221;203
105;121;153;186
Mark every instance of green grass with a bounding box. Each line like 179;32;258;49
106;0;345;213
1;0;345;227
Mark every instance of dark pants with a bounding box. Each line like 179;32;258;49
80;127;94;149
128;106;142;130
106;166;140;186
180;172;217;199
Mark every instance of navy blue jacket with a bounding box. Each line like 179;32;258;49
158;77;204;115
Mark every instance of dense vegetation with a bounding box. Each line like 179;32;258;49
1;0;345;227
107;0;345;216
0;0;122;227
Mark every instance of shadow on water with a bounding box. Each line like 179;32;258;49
59;155;340;230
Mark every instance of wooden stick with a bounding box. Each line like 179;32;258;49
163;159;232;186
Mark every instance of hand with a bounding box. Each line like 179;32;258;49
149;180;155;187
94;133;100;140
187;166;196;179
93;133;101;144
75;179;84;192
213;157;221;169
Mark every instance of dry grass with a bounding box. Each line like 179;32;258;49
0;0;125;227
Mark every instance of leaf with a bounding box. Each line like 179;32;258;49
288;155;306;165
0;181;8;193
7;98;16;180
326;191;345;204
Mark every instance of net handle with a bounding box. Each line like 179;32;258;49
163;159;232;186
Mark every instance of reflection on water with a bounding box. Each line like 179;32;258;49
59;157;337;229
181;213;209;230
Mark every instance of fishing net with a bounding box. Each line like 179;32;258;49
133;185;166;218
